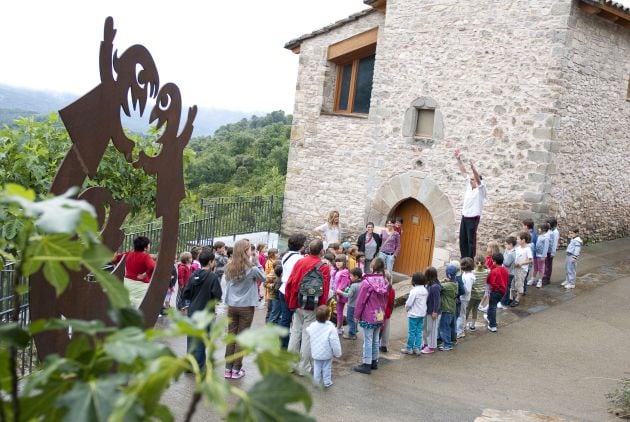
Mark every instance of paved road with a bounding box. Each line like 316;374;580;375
165;238;630;421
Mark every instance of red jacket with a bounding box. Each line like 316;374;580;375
487;266;508;294
112;251;156;283
384;286;395;320
177;262;193;289
285;254;330;310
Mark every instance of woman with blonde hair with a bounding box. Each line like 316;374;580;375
313;210;341;249
223;239;265;380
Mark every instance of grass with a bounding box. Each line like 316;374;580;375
608;378;630;419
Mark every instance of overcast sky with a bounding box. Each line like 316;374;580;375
1;0;366;113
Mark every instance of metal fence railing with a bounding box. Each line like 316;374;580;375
121;195;284;252
0;263;37;376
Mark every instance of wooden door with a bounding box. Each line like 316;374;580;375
392;199;435;275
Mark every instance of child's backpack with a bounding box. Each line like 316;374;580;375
298;262;325;310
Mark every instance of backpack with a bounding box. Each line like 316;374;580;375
298;262;325;311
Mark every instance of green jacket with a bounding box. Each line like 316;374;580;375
439;279;457;314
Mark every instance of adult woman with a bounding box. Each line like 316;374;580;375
313;210;341;249
357;222;382;272
352;257;391;375
223;239;266;379
112;236;156;308
378;220;401;273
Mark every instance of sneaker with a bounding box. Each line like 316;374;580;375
477;304;485;311
438;344;453;351
231;368;246;379
536;280;542;288
400;348;413;354
323;382;333;388
342;334;357;339
413;348;422;355
487;325;497;332
379;346;388;353
565;284;575;289
480;305;489;312
497;302;505;309
352;364;372;374
561;280;568;287
420;346;435;354
468;322;476;331
527;279;534;286
483;313;489;322
456;332;465;339
224;369;232;379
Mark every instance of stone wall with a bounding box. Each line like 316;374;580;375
284;0;628;260
550;4;630;243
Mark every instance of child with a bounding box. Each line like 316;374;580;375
323;252;336;299
530;222;550;288
181;251;221;370
511;232;533;306
327;243;340;256
176;251;193;310
562;228;583;289
191;246;202;271
343;267;363;339
346;246;359;270
438;265;458;351
356;252;366;272
379;270;396;353
522;219;537;292
401;272;428;355
468;256;488;331
263;248;279;322
334;254;351;335
486;253;508;332
394;217;403;236
499;236;516;308
478;241;501;312
257;243;268;268
457;257;474;338
306;305;342;388
213;241;229;280
421;267;441;354
543;217;559;285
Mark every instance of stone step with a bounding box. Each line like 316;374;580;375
390;272;412;307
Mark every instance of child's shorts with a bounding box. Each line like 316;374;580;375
533;257;546;273
512;271;526;294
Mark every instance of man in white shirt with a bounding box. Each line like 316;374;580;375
278;233;306;348
455;149;487;258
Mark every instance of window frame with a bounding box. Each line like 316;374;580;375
414;108;436;139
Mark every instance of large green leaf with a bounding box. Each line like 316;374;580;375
0;323;31;348
56;377;124;422
227;374;314;422
20;380;68;422
103;327;172;365
236;324;287;353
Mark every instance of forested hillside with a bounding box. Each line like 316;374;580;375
185;110;290;198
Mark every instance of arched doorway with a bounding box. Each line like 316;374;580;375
392;198;435;275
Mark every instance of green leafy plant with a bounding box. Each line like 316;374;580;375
0;184;312;421
607;378;630;419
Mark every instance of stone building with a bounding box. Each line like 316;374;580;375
282;0;630;274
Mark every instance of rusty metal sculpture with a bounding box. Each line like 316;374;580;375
30;17;197;359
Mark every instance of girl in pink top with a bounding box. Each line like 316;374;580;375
334;254;351;335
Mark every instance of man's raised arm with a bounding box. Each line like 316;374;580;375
454;149;467;178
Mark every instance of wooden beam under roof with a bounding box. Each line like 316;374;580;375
579;0;630;27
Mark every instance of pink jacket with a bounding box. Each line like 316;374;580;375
335;268;351;304
354;273;390;325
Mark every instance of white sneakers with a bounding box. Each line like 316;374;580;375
535;280;542;288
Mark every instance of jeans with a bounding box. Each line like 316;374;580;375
187;325;210;370
287;308;316;374
487;291;502;328
438;312;455;347
543;253;554;282
313;359;333;387
347;306;357;336
362;324;381;364
277;292;294;349
501;275;514;306
566;256;577;285
406;317;424;350
225;306;255;371
267;298;281;324
378;252;396;273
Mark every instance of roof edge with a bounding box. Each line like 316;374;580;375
284;8;376;52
